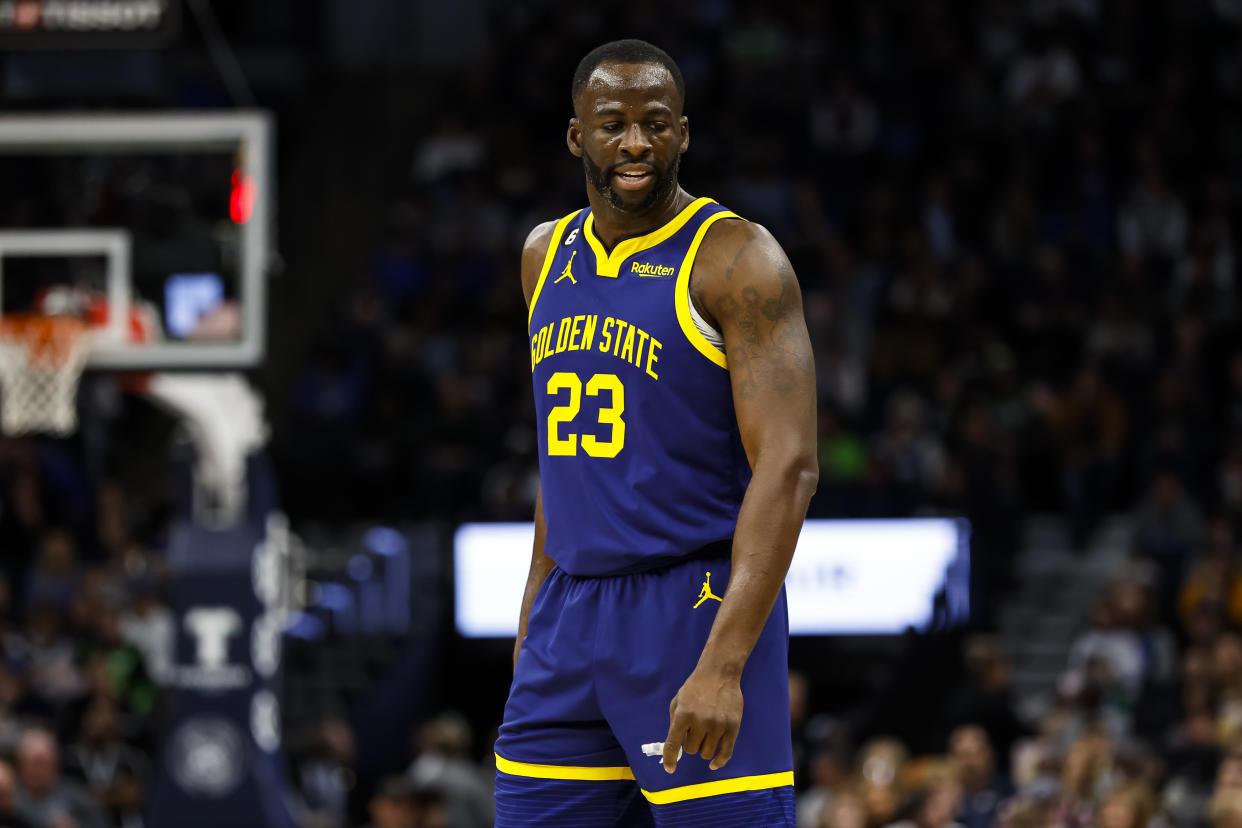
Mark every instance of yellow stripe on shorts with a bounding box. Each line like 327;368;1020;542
494;752;635;782
641;771;795;804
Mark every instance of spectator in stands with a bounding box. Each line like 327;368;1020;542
797;748;853;828
1212;790;1242;828
1109;578;1177;686
406;712;493;828
816;407;869;504
1066;595;1145;707
1117;157;1190;261
89;482;133;568
810;73;879;157
1179;516;1242;628
816;790;866;828
416;785;450;828
76;606;155;720
1031;365;1127;546
1215;635;1242;747
116;578;172;689
1095;786;1156;828
944;638;1026;765
0;761;33;828
292;716;356;828
411;116;485;184
948;725;1013;828
1133;470;1206;616
1005;24;1082;114
857;739;907;828
24;533;80;616
364;776;418;828
14;728;106;828
989;180;1040;267
24;606;83;707
871;391;946;515
63;696;147;827
885;765;963;828
1057;734;1115;826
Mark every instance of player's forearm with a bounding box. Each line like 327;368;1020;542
696;456;817;678
514;492;554;667
516;546;555;643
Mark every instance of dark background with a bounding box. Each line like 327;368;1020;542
2;1;1242;827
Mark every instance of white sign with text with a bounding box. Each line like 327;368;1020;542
454;519;969;637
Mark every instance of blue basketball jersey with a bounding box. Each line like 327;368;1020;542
528;197;750;576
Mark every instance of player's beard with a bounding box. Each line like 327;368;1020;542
582;149;680;214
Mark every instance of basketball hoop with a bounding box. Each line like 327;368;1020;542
0;313;94;436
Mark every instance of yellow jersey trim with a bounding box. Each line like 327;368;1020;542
494;753;636;782
674;210;742;370
527;210;584;330
641;770;795;805
582;197;716;278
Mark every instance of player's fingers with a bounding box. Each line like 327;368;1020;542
682;720;708;756
662;716;688;774
698;724;724;762
709;727;737;771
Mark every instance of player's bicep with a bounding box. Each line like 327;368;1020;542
707;230;816;466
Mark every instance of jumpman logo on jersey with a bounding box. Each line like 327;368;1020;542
554;250;578;285
693;571;723;608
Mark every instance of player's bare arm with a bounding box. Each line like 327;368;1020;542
520;219;558;304
662;219;818;773
514;221;559;670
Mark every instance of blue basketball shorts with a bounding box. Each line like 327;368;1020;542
494;554;795;827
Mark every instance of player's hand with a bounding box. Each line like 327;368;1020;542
662;666;743;773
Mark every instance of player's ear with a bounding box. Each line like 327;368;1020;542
567;118;583;158
679;116;690;154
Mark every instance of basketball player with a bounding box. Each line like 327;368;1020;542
494;39;817;827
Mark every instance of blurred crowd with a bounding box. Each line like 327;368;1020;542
787;553;1242;828
0;440;170;828
781;573;1211;828
280;0;1242;625
263;0;1242;825
2;0;1242;825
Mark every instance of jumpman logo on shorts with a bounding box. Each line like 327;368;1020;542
694;571;723;608
554;250;578;285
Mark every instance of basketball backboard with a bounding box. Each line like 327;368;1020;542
0;111;273;369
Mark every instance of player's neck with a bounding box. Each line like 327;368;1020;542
587;186;695;250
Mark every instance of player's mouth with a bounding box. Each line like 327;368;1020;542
612;165;655;191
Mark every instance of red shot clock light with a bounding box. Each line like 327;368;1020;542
229;169;255;225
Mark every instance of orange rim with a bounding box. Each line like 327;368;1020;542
0;313;91;368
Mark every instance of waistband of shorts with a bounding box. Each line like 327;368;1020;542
563;538;733;579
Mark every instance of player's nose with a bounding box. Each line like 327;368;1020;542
618;123;652;157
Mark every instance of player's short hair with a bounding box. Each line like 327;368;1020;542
571;39;685;108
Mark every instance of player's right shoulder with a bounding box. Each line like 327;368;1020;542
521;220;561;307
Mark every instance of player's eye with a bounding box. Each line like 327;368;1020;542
649;122;668;132
602;122;623;132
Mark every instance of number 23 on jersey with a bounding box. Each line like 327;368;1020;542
545;372;625;458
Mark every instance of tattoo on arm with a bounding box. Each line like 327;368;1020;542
723;238;753;282
713;255;813;400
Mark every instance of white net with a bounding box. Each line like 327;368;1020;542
0;315;93;436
